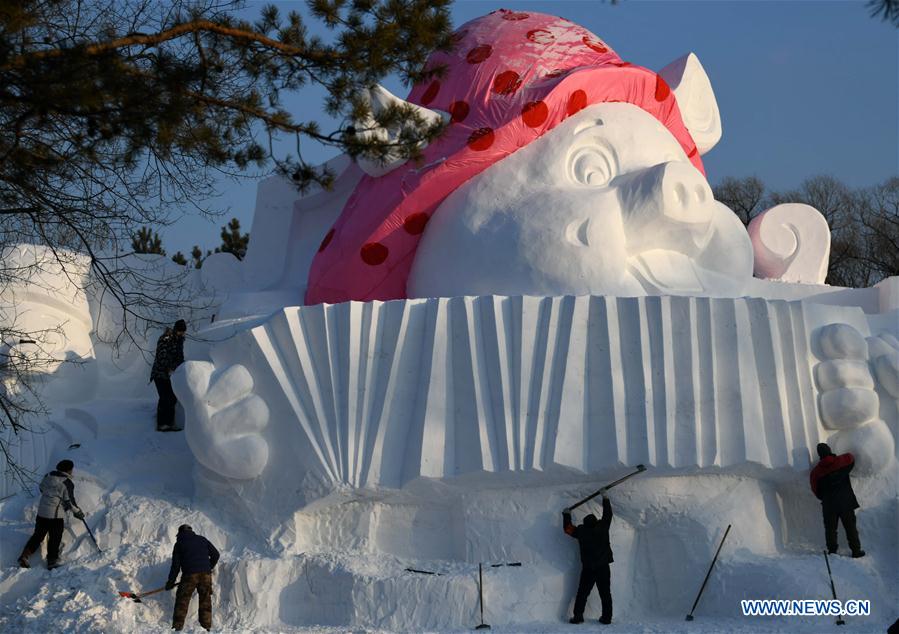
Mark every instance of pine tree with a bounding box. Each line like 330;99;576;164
215;218;250;260
131;227;166;255
1;0;453;480
171;252;188;266
191;245;211;269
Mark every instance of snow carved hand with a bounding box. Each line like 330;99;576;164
814;324;897;474
173;361;270;479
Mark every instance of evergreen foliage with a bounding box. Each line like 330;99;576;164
214;218;249;260
131;227;166;255
0;0;453;486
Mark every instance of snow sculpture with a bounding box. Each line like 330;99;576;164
748;203;831;284
0;244;96;404
172;10;897;504
174;295;899;530
814;323;898;473
176;362;270;480
305;10;728;304
409;103;752;297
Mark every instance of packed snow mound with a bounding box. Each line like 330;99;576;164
1;399;896;632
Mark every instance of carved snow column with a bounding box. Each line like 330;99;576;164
813;323;897;473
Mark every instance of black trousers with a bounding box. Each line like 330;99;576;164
823;507;861;553
154;377;177;428
22;516;64;565
573;564;612;621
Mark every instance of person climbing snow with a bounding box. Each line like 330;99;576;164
166;524;220;631
563;489;613;625
810;442;865;558
18;459;84;569
150;319;187;431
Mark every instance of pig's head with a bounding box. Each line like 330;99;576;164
408;101;751;297
305;10;752;304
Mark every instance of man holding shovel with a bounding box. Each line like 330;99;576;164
18;459;85;569
563;489;614;625
166;524;220;631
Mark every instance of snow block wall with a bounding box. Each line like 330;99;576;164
176;295;898;511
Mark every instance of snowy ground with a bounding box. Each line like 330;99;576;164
0;399;895;633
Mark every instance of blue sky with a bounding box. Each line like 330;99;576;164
162;0;897;255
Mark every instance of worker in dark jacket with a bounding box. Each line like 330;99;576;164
150;319;187;431
810;443;864;558
18;459;84;569
563;489;613;625
166;524;220;631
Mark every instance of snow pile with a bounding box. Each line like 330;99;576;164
1;398;896;632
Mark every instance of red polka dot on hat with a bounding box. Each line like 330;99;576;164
583;36;608;54
467;44;492;64
449;101;470;123
527;29;554;44
493;70;522;95
467;127;495;151
522;101;549;128
403;213;430;235
421;80;440;105
567;90;587;115
654;75;671;102
318;228;335;252
360;242;389;266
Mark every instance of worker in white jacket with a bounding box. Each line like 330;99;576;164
18;459;84;569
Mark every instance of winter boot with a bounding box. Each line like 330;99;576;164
569;616;584;624
17;547;33;568
851;550;866;558
599;617;612;625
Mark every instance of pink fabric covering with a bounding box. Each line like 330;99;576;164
306;9;701;305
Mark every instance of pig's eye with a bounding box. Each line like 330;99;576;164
568;145;616;187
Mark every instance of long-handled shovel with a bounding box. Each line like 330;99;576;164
119;583;178;603
81;517;102;553
686;524;731;621
569;464;647;511
823;549;846;626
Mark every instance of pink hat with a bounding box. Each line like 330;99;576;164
306;9;701;305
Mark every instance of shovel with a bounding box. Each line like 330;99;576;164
118;582;178;603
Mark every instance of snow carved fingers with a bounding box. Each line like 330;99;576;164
173;361;270;479
814;324;896;474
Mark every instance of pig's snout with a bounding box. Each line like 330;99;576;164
618;161;715;254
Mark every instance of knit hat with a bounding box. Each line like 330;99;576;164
173;319;187;333
56;459;74;473
177;524;193;533
307;9;701;305
583;514;598;526
817;443;833;459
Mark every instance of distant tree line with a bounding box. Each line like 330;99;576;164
131;217;249;268
713;175;899;288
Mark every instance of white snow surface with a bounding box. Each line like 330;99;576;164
1;399;896;633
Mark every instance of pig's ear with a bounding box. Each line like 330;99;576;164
352;84;449;178
658;53;722;155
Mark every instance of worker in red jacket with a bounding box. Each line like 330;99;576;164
810;443;864;558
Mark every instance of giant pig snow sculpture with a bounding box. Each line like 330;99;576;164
172;11;896;536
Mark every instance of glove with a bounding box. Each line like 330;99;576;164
562;507;571;514
165;580;176;591
600;488;609;498
73;510;85;520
